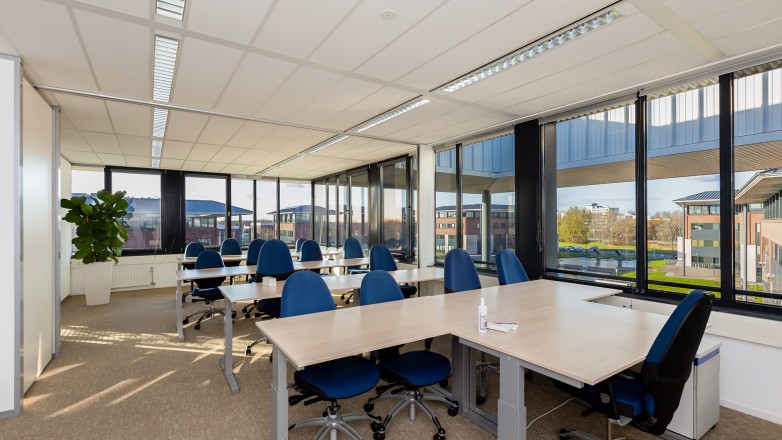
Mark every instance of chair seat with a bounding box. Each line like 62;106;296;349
259;298;281;318
379;351;451;387
611;375;649;418
191;287;223;301
295;356;379;400
400;285;417;298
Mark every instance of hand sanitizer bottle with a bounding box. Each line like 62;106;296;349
478;296;488;333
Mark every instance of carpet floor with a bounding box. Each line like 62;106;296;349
1;287;780;439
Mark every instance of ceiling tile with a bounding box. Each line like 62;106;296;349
171;37;243;109
213;146;247;163
221;163;247;174
125;155;150;167
226;121;277;148
686;0;782;41
187;143;220;162
254;0;360;59
60;128;92;152
308;0;446;71
117;134;149;156
183;160;207;171
97;153;126;166
80;131;122;154
214;52;298;115
62;150;100;164
201;162;229;173
57;94;114;133
319;86;419;131
73;9;150;98
106;101;151;137
160;158;184;169
197;116;245;145
254;65;343;122
0;28;16;54
74;0;151;19
161;140;193;159
664;0;746;22
187;0;273;44
357;99;461;138
713;16;782;56
166;111;210;142
291;76;384;127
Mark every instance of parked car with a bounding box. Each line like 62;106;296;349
588;246;599;253
575;246;584;252
565;246;575;252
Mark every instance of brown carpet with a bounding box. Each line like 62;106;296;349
1;287;780;439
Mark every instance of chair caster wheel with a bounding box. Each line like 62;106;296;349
476;395;486;405
245;348;252;356
194;323;201;330
182;318;189;324
254;312;262;318
370;421;382;432
231;311;237;318
341;294;346;300
323;411;329;417
439;379;449;388
447;406;458;416
245;313;251;319
364;403;374;412
241;306;249;313
373;432;385;440
269;354;273;363
345;299;350;305
433;434;445;440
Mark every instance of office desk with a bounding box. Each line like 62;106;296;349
218;267;445;394
176;254;246;270
290;248;342;259
450;301;667;439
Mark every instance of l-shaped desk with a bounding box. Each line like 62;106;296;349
257;279;669;440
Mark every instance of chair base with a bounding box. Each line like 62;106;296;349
560;415;631;440
245;337;271;359
289;401;380;440
182;301;233;330
366;388;458;440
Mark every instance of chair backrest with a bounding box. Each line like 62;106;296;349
638;290;714;435
184;241;205;258
360;270;404;306
257;239;295;280
369;244;397;271
220;237;241;256
444;248;480;293
194;250;226;288
246;238;266;266
343;237;364;259
280;271;336;318
496;249;529;285
295;237;306;252
299;239;324;262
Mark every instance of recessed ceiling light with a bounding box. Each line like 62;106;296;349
153;35;178;103
157;0;186;21
441;10;623;93
152;108;168;138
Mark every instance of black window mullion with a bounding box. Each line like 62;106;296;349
406;155;414;262
635;94;649;293
455;143;463;249
252;180;257;241
719;73;736;306
225;176;231;239
276;178;281;241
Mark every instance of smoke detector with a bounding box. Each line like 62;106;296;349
380;10;397;21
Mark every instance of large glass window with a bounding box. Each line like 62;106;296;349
314;180;328;246
71;168;104;198
412;157;418;263
230;179;254;246
255;180;277;240
279;181;311;246
646;81;720;294
435;148;458;264
545;103;636;282
734;63;782;306
185;175;227;248
382;160;409;259
328;176;338;248
349;172;369;251
338;176;347;247
462;134;515;267
113;171;162;251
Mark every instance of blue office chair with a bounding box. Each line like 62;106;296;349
181;242;205;303
370;244;417;299
444;248;481;293
300;239;326;274
360;271;459;440
283;271;381;439
295;237;306;252
341;237;369;304
559;290;715;440
240;238;266;318
473;249;530;405
182;250;234;330
245;239;295;355
219;237;242;267
496;249;529;285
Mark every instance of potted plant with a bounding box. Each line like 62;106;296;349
61;190;130;305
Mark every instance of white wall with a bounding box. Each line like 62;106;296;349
0;54;21;417
21;77;55;394
69;255;179;295
595;295;782;425
60;157;71;300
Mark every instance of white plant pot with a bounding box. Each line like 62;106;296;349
83;261;114;305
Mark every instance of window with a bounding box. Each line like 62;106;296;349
113;171;162;251
71;168;104;198
381;160;409;259
544;103;636;282
314;180;327;246
349;172;369;251
230;179;254;246
278;181;312;246
185;175;227;248
255;180;277;241
435;148;457;263
328;176;338;248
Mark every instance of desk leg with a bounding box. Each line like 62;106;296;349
271;345;289;440
498;355;525;440
218;299;239;394
451;336;468;416
176;279;184;342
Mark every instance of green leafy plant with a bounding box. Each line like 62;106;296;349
60;190;130;264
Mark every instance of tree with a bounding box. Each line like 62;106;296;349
656;211;682;249
559;207;591;244
613;217;636;249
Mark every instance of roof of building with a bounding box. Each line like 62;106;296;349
735;168;782;204
435;203;513;212
72;194;252;216
673;191;723;204
268;205;335;215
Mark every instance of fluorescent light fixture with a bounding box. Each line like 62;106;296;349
303;135;349;155
151;157;161;168
350;98;430;133
153;35;178;102
157;0;185;21
152;108;168;137
151;139;163;157
441;10;622;93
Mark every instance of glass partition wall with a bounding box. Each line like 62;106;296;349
381;160;410;260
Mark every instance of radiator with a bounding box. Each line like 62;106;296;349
112;266;155;289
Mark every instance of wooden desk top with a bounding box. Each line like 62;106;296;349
175;257;371;280
450;301;667;386
257;294;474;369
293;257;369;270
176;254;247;265
291;248;342;258
443;279;621;317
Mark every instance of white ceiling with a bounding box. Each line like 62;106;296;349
1;0;782;180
